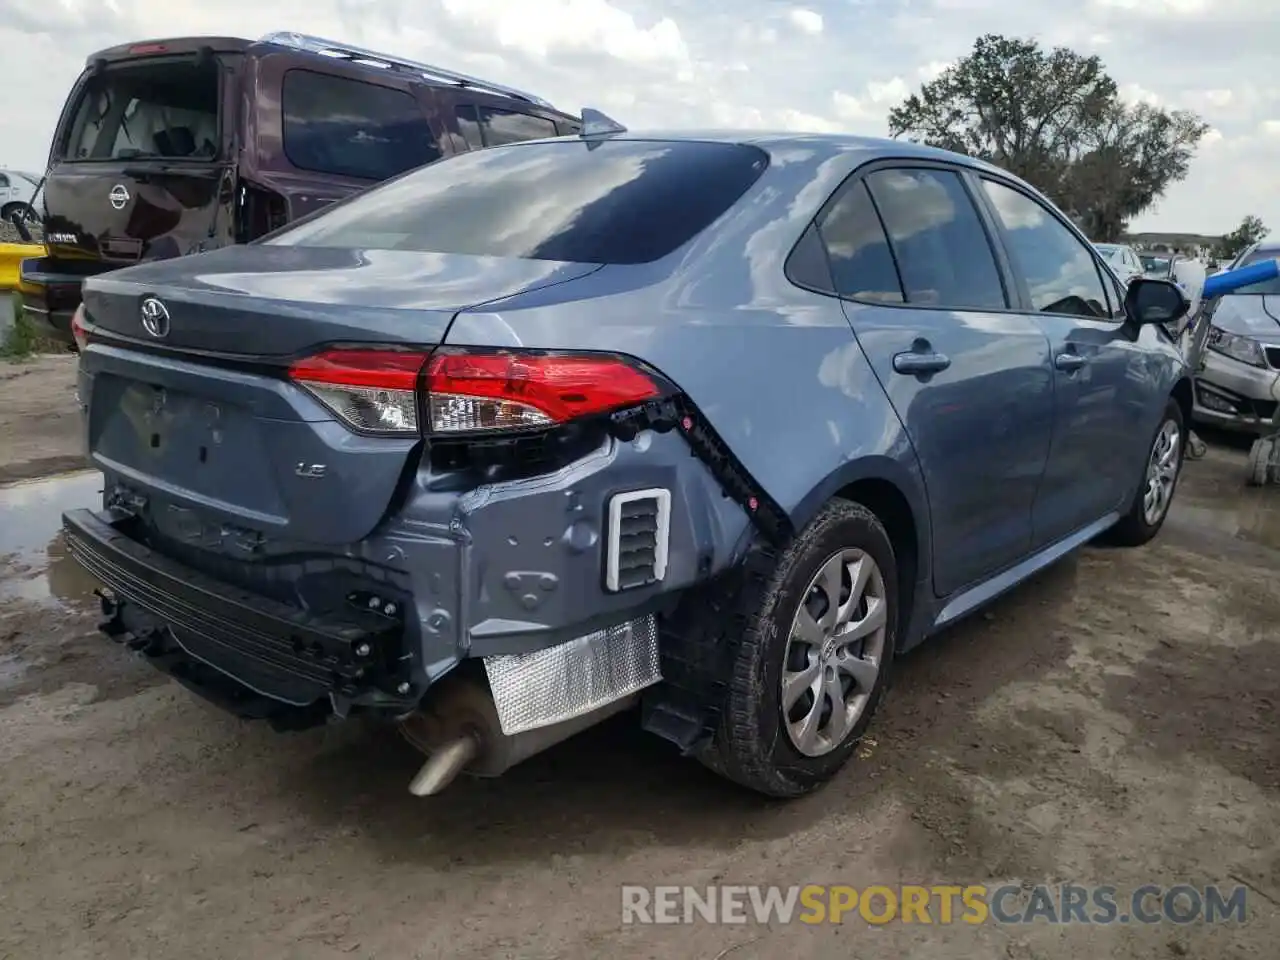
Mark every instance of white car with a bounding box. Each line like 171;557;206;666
1094;242;1145;285
0;168;40;225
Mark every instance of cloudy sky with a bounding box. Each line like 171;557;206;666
2;0;1277;235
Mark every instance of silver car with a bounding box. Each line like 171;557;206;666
1193;241;1280;434
1094;242;1144;285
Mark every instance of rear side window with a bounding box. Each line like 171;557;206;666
980;178;1111;318
281;70;442;181
63;61;220;161
815;181;904;303
865;168;1007;310
266;139;769;265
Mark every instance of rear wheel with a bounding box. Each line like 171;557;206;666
699;499;898;798
1;202;36;225
1106;398;1185;546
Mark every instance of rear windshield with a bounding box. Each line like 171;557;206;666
62;59;220;162
1230;249;1280;295
265;139;770;264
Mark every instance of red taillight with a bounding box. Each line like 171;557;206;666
288;349;428;435
425;349;663;434
71;305;89;352
128;43;169;54
287;347;664;436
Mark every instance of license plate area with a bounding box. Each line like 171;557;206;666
90;375;288;523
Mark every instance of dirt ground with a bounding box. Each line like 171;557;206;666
2;355;1278;959
0;353;85;484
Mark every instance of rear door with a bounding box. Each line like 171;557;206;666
42;46;239;265
976;176;1140;547
818;162;1055;597
244;49;448;222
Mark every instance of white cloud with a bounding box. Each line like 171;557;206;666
917;60;953;81
0;0;1277;234
787;8;823;35
438;0;687;63
1119;83;1161;107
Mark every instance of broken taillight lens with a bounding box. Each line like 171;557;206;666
425;349;664;434
287;347;666;437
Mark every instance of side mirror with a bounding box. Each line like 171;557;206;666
1124;277;1188;325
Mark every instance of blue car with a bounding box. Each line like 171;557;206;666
62;120;1193;799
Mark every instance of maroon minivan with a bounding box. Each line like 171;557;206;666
20;32;581;346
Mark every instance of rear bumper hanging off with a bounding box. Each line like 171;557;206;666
63;507;414;715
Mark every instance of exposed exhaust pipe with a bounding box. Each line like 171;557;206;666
407;733;482;797
399;673;639;796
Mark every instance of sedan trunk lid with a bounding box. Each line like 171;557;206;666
78;246;603;545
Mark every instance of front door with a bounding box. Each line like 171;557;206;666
815;163;1056;597
977;176;1139;547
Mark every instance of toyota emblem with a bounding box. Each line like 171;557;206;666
140;297;171;338
109;184;130;210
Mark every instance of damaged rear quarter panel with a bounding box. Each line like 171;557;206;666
358;429;751;682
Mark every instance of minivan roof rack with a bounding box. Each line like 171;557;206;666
258;31;557;110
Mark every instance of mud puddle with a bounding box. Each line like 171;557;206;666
0;470;104;608
1171;484;1280;550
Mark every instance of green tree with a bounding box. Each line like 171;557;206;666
886;34;1209;242
1213;215;1269;262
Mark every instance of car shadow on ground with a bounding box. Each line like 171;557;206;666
270;557;1086;868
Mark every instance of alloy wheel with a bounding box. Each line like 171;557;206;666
1142;419;1181;526
780;548;888;757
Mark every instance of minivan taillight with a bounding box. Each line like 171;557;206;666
288;347;667;437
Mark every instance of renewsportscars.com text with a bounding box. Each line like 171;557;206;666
620;883;1248;926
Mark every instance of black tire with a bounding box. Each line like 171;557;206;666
1;202;35;225
698;499;898;798
1105;397;1186;547
1246;437;1273;487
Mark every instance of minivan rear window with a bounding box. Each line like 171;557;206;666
265;139;769;264
63;60;220;161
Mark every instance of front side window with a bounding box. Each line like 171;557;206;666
814;180;904;303
864;167;1007;310
477;106;558;146
454;105;484;150
981;178;1111;319
281;70;442;181
265;138;768;264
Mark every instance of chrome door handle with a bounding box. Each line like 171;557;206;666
893;352;951;375
1054;352;1087;372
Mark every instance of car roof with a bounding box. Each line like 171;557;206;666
576;129;1013;174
